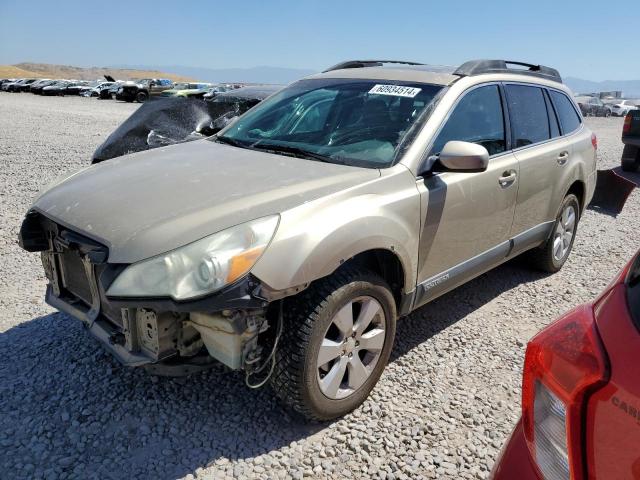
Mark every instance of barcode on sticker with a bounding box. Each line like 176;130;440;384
368;84;421;98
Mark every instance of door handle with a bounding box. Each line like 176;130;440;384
498;171;517;188
557;151;570;165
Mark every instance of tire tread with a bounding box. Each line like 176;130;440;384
270;266;390;420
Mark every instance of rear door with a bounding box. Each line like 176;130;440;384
506;84;569;245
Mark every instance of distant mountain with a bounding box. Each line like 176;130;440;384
565;77;640;97
8;62;196;82
110;65;317;85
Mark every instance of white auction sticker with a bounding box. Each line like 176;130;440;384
368;84;422;98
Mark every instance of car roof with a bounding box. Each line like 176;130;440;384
307;59;565;88
307;65;459;86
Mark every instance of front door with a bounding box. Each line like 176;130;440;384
415;83;519;306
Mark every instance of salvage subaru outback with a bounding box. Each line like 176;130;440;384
19;59;597;420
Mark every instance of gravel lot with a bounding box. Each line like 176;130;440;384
1;93;638;480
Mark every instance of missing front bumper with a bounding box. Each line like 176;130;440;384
46;287;153;366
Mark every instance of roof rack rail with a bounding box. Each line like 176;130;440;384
323;60;424;73
453;59;562;83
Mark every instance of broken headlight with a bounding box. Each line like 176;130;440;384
106;216;279;300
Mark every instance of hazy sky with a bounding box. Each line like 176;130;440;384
1;0;638;80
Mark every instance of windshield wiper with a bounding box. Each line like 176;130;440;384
251;142;343;164
214;135;249;148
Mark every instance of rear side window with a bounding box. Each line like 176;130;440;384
430;84;506;156
549;91;581;134
505;85;550;148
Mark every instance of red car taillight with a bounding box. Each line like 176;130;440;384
623;113;632;134
522;305;608;479
591;133;597;150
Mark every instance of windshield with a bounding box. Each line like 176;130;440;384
215;78;443;168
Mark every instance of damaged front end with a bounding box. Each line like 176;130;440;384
19;211;281;379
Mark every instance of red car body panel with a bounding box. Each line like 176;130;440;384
586;284;640;479
492;253;640;479
489;419;540;480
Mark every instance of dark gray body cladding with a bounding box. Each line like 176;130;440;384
412;221;554;309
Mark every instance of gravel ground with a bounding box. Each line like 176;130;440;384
0;93;638;480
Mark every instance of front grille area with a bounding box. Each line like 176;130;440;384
59;249;93;306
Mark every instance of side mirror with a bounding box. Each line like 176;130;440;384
438;141;489;172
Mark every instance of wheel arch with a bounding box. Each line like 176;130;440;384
337;248;407;313
566;179;586;213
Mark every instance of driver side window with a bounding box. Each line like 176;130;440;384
430;85;506;157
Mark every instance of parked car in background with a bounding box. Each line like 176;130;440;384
24;78;52;92
609;99;639;117
159;82;211;98
178;85;214;99
116;78;173;102
19;59;596;420
1;78;18;91
84;81;115;97
103;81;124;100
30;79;58;95
59;81;91;96
491;249;640;480
0;78;16;89
5;78;37;92
202;84;236;99
17;79;43;92
575;95;612;117
42;81;71;96
622;110;640;172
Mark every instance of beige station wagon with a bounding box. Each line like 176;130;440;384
19;59;597;420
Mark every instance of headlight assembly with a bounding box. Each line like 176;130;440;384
106;215;279;300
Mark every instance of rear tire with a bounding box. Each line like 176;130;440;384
136;91;148;103
271;266;396;421
525;194;580;273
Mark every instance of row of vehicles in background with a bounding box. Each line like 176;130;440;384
1;77;97;96
0;76;243;103
575;95;639;117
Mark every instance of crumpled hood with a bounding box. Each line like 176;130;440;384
33;139;379;263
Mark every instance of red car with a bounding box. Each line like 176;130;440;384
491;250;640;479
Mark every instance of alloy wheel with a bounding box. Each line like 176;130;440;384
553;204;576;262
316;296;386;400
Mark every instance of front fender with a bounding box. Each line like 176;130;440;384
251;167;420;294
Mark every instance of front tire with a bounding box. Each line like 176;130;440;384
136;91;148;103
271;266;396;421
525;194;580;272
